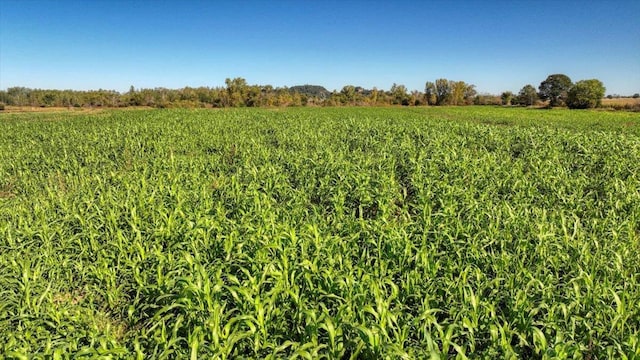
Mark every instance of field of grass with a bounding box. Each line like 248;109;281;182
1;107;639;358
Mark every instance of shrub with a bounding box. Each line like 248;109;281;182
566;79;606;109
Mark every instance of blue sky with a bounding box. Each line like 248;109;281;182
1;0;638;95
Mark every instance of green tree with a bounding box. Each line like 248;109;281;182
340;85;357;105
426;79;475;106
225;77;248;107
566;79;605;109
7;87;30;106
435;79;451;105
367;87;379;105
516;85;538;106
450;81;468;105
261;85;275;107
425;82;437;105
42;92;57;107
410;90;423;106
463;84;477;105
0;91;8;106
501;91;513;106
390;83;409;105
538;74;572;107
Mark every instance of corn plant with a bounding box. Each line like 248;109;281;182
1;107;639;358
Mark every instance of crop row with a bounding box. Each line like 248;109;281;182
1;107;639;358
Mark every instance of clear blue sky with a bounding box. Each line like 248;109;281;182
1;0;639;95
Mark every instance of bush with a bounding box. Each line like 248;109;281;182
473;95;501;105
0;103;5;111
604;102;640;112
566;79;606;109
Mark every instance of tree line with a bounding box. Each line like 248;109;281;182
0;78;478;109
0;74;615;110
501;74;608;109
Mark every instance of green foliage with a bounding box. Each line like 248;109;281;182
424;82;437;105
1;80;485;109
515;85;539;106
538;74;573;107
389;83;409;105
435;78;451;105
289;85;331;100
473;94;501;106
1;107;639;358
500;91;513;105
339;85;358;105
566;79;606;109
430;79;476;106
451;81;476;105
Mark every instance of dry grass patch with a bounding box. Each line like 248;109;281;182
601;98;640;106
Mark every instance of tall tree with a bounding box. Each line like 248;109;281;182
340;85;357;105
390;83;409;105
516;85;538;106
225;77;249;107
410;90;423;106
501;91;513;106
367;87;379;105
425;82;437;105
449;81;466;105
463;84;477;105
435;79;451;105
538;74;572;107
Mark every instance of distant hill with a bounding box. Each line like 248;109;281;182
289;85;331;99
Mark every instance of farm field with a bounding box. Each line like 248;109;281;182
1;107;639;358
601;98;640;106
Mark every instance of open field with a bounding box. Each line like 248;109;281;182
1;107;639;358
0;106;105;114
602;98;640;106
601;98;640;112
0;106;156;114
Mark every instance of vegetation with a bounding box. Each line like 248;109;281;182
1;74;635;111
500;91;513;106
424;79;476;106
538;74;573;107
1;107;639;358
289;85;331;100
601;97;640;112
514;85;539;107
566;79;606;109
0;78;477;110
0;81;434;109
472;94;502;106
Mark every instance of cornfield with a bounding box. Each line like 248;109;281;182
1;107;639;358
